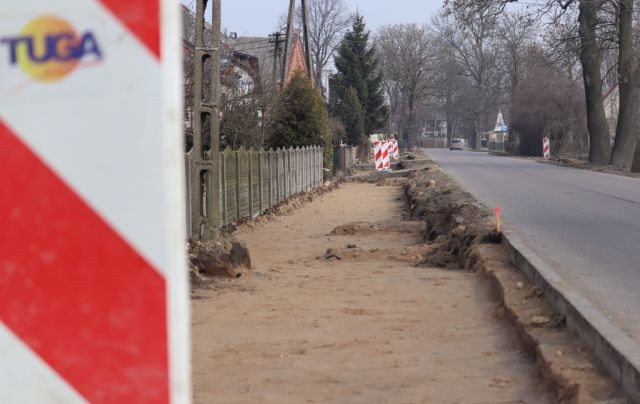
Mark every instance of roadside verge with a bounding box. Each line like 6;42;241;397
404;159;632;402
505;231;640;402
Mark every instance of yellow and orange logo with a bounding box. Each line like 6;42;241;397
1;15;102;82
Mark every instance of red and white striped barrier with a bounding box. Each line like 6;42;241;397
373;141;391;171
383;141;391;169
390;139;400;160
0;1;188;402
543;137;551;160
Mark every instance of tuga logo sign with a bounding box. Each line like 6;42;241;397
1;15;102;82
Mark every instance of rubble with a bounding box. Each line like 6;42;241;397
188;235;251;282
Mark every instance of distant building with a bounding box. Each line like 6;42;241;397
181;5;264;134
285;33;309;84
223;36;273;92
420;119;448;148
227;32;311;91
484;109;509;152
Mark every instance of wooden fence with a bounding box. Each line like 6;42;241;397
186;146;324;236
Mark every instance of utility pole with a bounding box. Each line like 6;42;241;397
269;31;284;90
281;0;296;89
188;0;222;240
281;0;315;87
300;0;314;85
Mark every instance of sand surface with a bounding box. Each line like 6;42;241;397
192;183;549;403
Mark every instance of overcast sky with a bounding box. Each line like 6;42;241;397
207;0;445;37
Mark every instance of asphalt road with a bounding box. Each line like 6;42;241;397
425;149;640;343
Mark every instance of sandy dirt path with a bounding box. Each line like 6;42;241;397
192;183;549;403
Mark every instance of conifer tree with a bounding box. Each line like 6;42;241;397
270;71;333;173
342;87;365;145
330;14;388;143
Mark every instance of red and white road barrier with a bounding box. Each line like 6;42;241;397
373;141;384;170
543;137;551;160
390;139;400;160
0;1;188;403
382;141;391;169
373;141;391;171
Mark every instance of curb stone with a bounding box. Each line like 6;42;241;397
504;231;640;403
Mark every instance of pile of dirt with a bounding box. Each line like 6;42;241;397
188;235;251;284
321;238;432;265
404;163;500;269
330;220;423;236
396;158;432;171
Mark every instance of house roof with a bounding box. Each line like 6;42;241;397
181;6;266;93
225;37;275;90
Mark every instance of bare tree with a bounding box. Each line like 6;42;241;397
577;0;612;164
445;3;504;149
610;0;640;170
377;24;434;147
431;12;476;146
307;0;350;85
496;11;536;98
279;0;350;85
541;10;582;81
381;75;403;133
511;47;588;157
444;0;625;164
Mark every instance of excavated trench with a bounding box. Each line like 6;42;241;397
400;158;628;403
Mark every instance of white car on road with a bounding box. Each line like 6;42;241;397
450;139;464;151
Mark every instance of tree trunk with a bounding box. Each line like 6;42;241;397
610;0;639;171
446;93;454;147
407;94;417;149
632;139;640;173
578;0;612;164
316;69;324;92
472;114;482;150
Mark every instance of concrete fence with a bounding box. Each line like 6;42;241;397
186;146;324;238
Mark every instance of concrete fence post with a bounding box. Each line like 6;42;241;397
301;147;306;191
258;150;264;213
235;150;241;219
303;147;307;191
284;149;290;199
314;146;319;187
184;155;191;235
276;148;282;203
248;149;254;217
321;147;324;184
308;147;313;190
287;147;295;196
267;149;273;209
319;147;323;184
221;149;228;226
310;147;315;187
296;147;302;193
314;147;318;186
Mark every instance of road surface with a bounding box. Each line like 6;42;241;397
426;149;640;344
